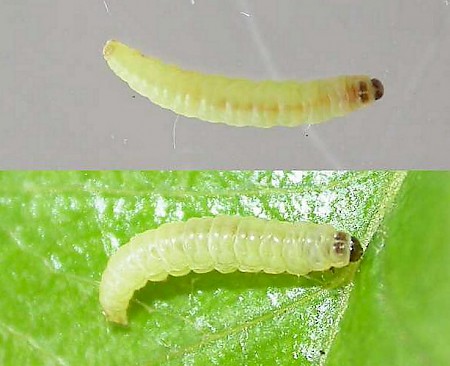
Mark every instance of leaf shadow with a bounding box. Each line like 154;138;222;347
126;263;358;324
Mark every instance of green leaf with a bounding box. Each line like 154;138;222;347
0;171;405;365
328;171;450;365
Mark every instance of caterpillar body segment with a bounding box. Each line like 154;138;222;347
99;216;362;325
103;40;384;128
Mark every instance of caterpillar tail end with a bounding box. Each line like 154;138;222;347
103;39;118;60
103;309;129;326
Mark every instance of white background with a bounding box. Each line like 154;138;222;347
1;0;449;168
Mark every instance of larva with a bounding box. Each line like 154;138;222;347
103;40;383;128
99;215;362;325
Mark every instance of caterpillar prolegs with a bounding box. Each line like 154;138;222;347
103;40;384;128
99;216;362;325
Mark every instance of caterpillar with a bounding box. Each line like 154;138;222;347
99;215;362;325
103;40;384;128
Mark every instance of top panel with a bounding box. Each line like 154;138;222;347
1;0;449;169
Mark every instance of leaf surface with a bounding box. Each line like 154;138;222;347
0;171;405;365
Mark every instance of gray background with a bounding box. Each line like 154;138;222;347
1;0;449;169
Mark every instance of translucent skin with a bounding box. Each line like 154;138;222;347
99;216;353;325
103;40;383;128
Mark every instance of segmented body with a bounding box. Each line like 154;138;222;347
103;40;384;128
99;216;361;325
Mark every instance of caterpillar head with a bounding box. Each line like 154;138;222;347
332;232;363;265
349;236;363;262
357;78;384;104
371;79;384;101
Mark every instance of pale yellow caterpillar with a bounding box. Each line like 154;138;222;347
103;40;383;128
99;216;362;325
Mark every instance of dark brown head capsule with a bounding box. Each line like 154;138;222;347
349;236;363;262
371;78;384;100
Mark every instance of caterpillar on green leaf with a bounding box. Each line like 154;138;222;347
99;216;362;325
